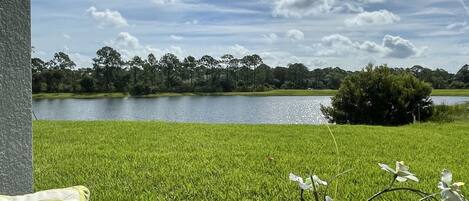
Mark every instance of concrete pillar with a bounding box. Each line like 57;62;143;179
0;0;33;195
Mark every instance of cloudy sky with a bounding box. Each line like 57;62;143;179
32;0;469;72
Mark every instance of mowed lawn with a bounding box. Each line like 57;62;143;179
33;121;469;200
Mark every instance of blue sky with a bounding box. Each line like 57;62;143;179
32;0;469;72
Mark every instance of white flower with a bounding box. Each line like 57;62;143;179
289;173;312;190
325;195;333;201
378;161;419;182
438;169;465;201
289;173;328;191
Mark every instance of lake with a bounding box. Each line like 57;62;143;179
32;96;469;124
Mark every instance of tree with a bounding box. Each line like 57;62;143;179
273;67;288;88
92;46;125;92
159;53;180;90
199;55;219;81
183;56;197;88
321;65;433;126
410;65;453;89
255;64;273;86
145;53;160;88
455;64;469;84
129;56;144;86
287;63;309;88
47;52;76;70
241;54;263;88
31;58;47;92
80;76;96;92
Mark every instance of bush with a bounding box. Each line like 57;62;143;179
321;65;433;125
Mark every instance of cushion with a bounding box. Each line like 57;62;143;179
0;186;90;201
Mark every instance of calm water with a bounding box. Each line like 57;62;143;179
32;96;469;124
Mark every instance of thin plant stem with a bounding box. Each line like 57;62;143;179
324;169;353;198
300;189;305;201
325;123;340;198
310;175;320;201
387;175;397;190
418;193;439;201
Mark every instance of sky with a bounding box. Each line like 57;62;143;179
32;0;469;72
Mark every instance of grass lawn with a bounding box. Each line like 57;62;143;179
33;121;469;200
32;89;469;99
430;89;469;96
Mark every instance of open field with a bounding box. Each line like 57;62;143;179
32;89;469;99
34;121;469;200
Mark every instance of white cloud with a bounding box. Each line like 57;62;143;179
460;0;469;15
355;0;385;3
318;34;426;58
229;44;250;57
262;33;279;44
105;32;190;60
69;53;92;68
286;29;305;42
63;34;71;40
272;0;334;18
345;10;400;26
170;35;184;41
106;32;162;59
382;35;427;58
109;32;140;49
446;21;469;33
152;0;178;6
184;19;199;25
271;0;384;18
86;7;128;28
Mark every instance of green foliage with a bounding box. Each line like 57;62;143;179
429;103;469;122
33;121;469;200
321;65;434;125
129;84;152;96
455;64;469;84
31;48;469;95
80;76;96;93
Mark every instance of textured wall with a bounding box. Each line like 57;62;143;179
0;0;33;195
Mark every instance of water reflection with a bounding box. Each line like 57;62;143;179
32;96;469;124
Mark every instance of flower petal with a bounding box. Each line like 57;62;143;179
313;175;328;186
299;182;312;190
439;181;450;190
441;189;465;201
405;175;419;182
452;182;465;192
289;173;303;183
441;169;453;185
396;176;408;182
379;163;396;174
325;196;333;201
396;161;409;172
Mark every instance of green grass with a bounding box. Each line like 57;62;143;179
430;103;469;122
32;93;128;99
32;89;469;99
34;121;469;200
430;89;469;96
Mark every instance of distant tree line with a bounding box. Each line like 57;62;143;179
31;46;469;95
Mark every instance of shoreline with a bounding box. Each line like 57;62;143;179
32;89;469;99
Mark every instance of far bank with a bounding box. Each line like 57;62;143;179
32;89;469;99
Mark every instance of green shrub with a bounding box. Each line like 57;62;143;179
321;65;433;125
